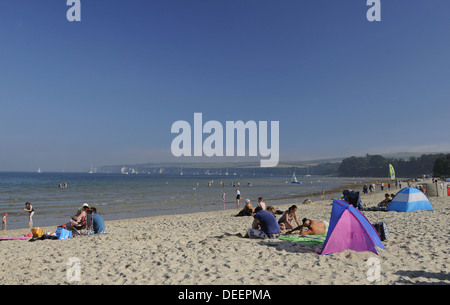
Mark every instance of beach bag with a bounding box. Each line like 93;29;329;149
31;228;46;238
56;227;72;240
373;222;389;241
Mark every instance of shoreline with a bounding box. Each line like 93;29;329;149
1;188;448;285
2;175;398;231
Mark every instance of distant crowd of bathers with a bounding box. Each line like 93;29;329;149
58;182;68;188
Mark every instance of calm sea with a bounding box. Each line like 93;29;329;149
0;172;369;230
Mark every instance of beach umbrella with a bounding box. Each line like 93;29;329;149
387;187;433;212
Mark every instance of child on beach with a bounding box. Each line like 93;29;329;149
23;202;34;229
2;213;7;230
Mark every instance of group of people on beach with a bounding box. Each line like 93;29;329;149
235;196;328;240
1;201;105;236
58;182;68;189
66;203;105;235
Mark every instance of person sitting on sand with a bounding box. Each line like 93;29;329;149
286;218;329;236
247;207;280;239
70;203;89;229
377;193;392;208
257;197;266;211
278;205;300;230
235;199;253;217
266;206;276;214
91;207;105;234
266;206;284;215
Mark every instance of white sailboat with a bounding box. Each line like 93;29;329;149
291;171;301;184
37;168;41;174
305;167;311;178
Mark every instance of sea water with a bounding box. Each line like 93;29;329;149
0;172;369;230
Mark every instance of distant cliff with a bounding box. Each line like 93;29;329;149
98;152;449;178
99;160;341;177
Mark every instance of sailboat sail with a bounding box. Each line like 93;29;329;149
291;171;300;184
389;164;396;180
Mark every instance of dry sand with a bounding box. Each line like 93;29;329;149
0;191;449;285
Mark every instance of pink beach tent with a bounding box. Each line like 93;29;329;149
320;200;385;255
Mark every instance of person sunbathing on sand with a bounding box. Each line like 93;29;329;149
286;218;328;235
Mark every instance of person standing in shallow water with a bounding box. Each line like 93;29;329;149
23;202;35;229
236;189;241;209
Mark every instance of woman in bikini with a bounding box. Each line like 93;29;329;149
236;189;241;209
23;202;35;229
278;205;301;230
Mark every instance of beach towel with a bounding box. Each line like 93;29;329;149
279;234;327;246
0;233;32;241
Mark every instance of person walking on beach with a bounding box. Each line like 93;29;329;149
23;202;34;229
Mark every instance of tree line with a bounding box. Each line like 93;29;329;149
433;154;450;178
338;153;450;178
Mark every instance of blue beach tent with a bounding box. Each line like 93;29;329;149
387;187;433;212
320;200;385;255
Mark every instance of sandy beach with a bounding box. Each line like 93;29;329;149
0;189;449;285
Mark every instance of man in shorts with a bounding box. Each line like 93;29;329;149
286;218;328;235
247;207;280;239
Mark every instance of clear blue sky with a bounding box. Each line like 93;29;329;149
1;0;449;171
